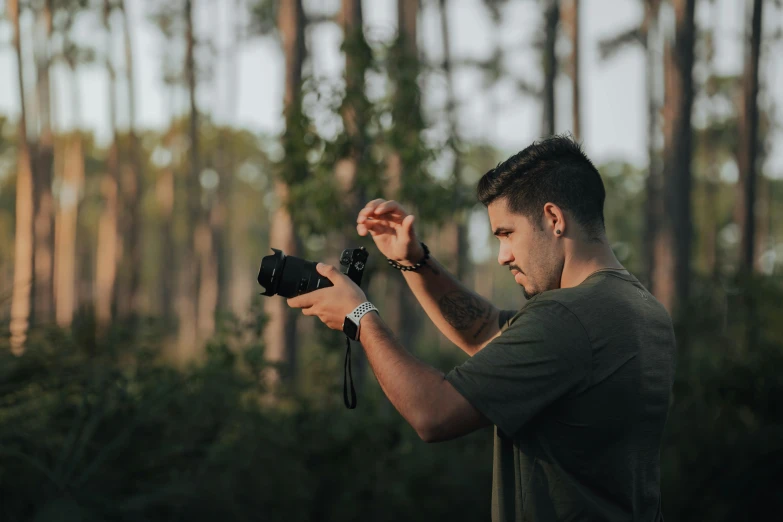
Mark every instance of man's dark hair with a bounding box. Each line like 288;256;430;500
477;134;606;239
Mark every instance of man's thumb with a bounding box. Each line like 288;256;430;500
316;262;335;276
403;214;415;234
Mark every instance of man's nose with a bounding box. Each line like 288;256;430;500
497;245;513;266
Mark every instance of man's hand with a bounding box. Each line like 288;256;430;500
356;199;423;264
286;263;368;331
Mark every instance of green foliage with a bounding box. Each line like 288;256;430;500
600;161;646;273
661;275;783;521
0;318;493;522
279;93;344;237
385;32;456;225
3;275;783;521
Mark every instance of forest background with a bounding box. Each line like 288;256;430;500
0;0;782;520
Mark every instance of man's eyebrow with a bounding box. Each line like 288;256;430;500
493;227;514;236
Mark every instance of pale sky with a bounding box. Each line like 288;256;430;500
0;0;781;264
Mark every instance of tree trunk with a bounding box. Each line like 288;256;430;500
737;0;763;275
178;0;205;357
643;0;662;290
55;133;84;327
118;0;143;318
438;0;468;283
9;0;34;353
32;1;55;324
561;0;580;140
386;0;423;352
207;3;229;324
227;0;252;324
654;0;695;315
754;174;769;273
334;0;371;384
542;0;559;137
263;0;305;382
96;0;121;333
334;0;366;232
156;130;176;321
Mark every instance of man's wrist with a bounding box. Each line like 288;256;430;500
357;308;381;341
389;242;429;271
399;244;426;266
344;301;379;341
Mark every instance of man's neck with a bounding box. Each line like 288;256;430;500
560;239;625;290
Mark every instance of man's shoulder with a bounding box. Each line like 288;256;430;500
505;297;588;338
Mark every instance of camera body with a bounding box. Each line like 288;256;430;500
258;247;369;298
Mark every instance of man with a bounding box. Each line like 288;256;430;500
287;135;677;521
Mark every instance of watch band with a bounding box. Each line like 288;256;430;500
347;301;378;325
344;301;378;341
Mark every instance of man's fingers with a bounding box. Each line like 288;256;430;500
357;220;395;236
358;199;387;219
374;200;406;216
287;296;312;308
357;205;384;223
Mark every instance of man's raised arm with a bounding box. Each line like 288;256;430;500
400;246;514;356
357;199;514;356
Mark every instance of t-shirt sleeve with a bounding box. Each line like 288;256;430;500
497;309;519;330
445;299;591;438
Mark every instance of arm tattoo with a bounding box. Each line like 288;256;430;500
472;306;493;339
438;290;488;331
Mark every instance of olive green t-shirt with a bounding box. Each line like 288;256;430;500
445;271;676;522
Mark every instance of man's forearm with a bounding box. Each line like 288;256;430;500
358;311;446;437
398;254;500;356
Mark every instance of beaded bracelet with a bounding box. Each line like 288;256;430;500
387;242;430;272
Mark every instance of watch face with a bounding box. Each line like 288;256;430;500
343;318;359;340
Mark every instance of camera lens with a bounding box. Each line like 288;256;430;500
258;248;334;298
258;249;285;296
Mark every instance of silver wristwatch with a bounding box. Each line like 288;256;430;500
342;302;379;341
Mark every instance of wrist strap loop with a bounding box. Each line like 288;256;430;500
343;336;356;409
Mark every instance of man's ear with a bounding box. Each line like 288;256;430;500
543;203;566;236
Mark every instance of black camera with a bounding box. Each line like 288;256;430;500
258;247;369;298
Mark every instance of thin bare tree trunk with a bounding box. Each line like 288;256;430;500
96;0;121;332
754;175;769;272
561;0;580;139
197;1;225;339
118;0;143;317
654;0;695;315
264;0;305;383
386;0;422;352
334;0;365;230
178;0;203;357
737;0;763;275
703;6;720;280
196;218;218;339
438;0;468;283
156;129;176;320
9;0;35;353
334;0;372;385
32;1;55;324
643;0;662;290
227;0;252;323
383;0;405;341
55;132;84;327
542;0;559;137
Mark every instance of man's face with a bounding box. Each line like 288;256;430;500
487;198;564;300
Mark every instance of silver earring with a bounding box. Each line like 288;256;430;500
556;229;561;235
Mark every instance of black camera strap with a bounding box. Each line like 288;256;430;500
343;336;357;409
